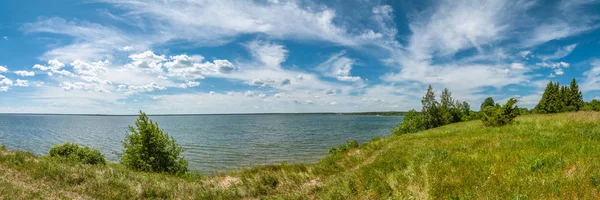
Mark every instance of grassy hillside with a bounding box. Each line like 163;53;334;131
3;112;600;199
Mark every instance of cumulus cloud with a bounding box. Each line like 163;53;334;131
14;79;29;87
33;59;73;76
179;81;200;88
14;70;35;77
126;51;166;73
0;66;7;73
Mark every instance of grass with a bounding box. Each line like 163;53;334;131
3;112;600;199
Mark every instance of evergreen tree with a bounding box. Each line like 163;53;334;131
569;78;584;110
440;88;455;125
421;85;442;128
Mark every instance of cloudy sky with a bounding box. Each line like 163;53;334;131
0;0;599;114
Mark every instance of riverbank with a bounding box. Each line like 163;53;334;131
2;112;600;198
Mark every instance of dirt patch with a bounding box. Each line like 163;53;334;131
302;178;320;189
565;165;577;178
218;176;240;189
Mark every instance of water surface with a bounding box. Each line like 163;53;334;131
0;114;402;173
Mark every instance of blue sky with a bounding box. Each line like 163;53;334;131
0;0;599;114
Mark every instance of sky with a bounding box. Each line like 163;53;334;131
0;0;599;114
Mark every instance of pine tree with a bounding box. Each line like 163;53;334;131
535;82;553;113
570;78;584;110
421;85;442;128
440;88;455;125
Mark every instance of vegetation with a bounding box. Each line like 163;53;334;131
4;112;600;198
480;96;496;111
583;99;600;111
534;78;584;113
328;140;360;154
394;85;476;135
121;111;188;175
48;142;106;165
481;98;520;127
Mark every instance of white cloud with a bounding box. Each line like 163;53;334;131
14;79;29;87
317;51;362;82
246;40;288;69
554;68;565;76
519;50;532;58
33;59;74;76
120;82;166;94
14;70;35;77
581;60;600;92
536;61;570;68
179;81;200;88
61;82;109;92
540;44;577;60
0;78;13;86
510;63;525;70
0;66;7;73
98;0;365;46
126;51;166;73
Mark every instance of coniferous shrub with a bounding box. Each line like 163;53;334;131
121;111;188;174
48;142;106;165
481;98;519;127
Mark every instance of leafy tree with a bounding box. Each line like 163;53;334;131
393;109;426;135
121;111;188;174
481;98;520;127
583;99;600;111
480;97;495;111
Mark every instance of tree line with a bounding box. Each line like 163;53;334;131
395;78;589;135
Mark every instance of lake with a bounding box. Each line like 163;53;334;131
0;114;402;173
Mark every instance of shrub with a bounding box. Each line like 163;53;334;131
392;109;426;135
481;98;519;127
48;142;106;165
328;140;359;155
121;111;188;174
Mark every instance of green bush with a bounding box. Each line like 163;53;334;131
328;140;359;155
121;111;188;174
481;98;519;127
392;109;426;135
48;142;106;165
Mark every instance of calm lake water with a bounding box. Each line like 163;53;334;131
0;114;402;173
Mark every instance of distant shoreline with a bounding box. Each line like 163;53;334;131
0;112;408;117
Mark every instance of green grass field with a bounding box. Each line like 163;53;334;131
2;112;600;199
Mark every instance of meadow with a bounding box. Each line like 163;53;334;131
2;111;600;199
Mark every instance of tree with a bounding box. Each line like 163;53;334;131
481;98;520;127
392;109;426;135
422;85;443;128
121;111;188;174
569;78;584;110
535;80;584;113
439;88;456;125
480;97;495;111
